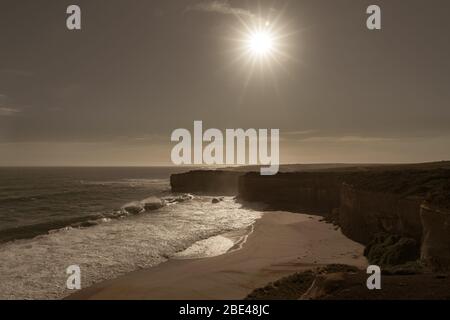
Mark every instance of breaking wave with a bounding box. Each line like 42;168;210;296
0;196;262;299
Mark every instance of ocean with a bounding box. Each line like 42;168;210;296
0;167;262;299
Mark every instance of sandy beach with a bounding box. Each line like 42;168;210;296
68;212;367;300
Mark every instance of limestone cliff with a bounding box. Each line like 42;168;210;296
170;166;450;270
420;204;450;271
339;183;423;244
238;172;342;213
170;170;243;195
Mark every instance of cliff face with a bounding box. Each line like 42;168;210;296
236;171;449;271
170;167;450;271
170;170;243;196
339;184;423;244
238;172;341;213
420;204;450;271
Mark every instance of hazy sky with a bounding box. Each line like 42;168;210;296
1;0;449;166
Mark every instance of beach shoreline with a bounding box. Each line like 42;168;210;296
68;211;367;300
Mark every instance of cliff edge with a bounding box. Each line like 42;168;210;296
170;163;450;271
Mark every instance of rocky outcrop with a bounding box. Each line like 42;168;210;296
212;197;224;204
122;196;167;215
363;234;420;266
142;197;166;211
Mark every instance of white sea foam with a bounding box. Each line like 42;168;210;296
0;197;261;299
173;235;235;259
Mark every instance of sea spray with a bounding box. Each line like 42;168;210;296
0;196;262;299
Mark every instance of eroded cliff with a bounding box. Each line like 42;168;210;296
170;166;450;270
170;170;243;195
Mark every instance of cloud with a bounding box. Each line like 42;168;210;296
186;0;254;18
283;130;318;136
0;107;21;116
0;94;22;116
299;135;396;143
282;130;397;143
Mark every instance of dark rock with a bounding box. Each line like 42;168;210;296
382;261;425;275
364;233;420;266
212;197;224;204
80;220;99;228
71;220;99;228
142;198;165;211
123;205;143;215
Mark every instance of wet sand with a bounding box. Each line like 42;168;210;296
68;212;367;300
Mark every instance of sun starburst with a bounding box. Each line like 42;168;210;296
224;5;298;99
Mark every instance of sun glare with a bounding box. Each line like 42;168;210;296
232;15;291;68
247;29;275;57
226;6;297;95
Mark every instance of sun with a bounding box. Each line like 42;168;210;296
232;17;290;67
226;7;297;93
246;29;275;57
